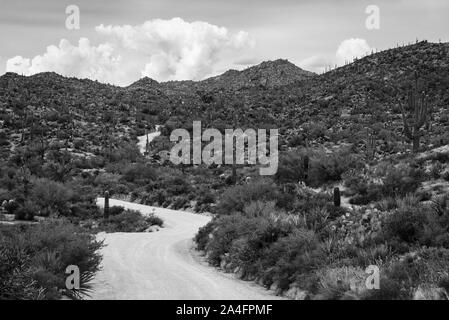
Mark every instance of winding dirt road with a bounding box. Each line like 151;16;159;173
89;199;282;300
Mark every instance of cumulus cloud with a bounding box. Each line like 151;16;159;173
336;38;373;65
5;18;255;85
299;38;374;73
299;55;332;73
7;39;121;83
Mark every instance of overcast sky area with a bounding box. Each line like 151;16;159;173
1;0;448;86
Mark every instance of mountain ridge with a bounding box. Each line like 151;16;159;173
1;40;449;159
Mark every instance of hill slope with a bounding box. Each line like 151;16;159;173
1;41;449;159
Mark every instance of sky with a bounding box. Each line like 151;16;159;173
1;0;448;86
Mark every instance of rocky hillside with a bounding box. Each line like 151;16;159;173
198;59;315;91
1;41;449;160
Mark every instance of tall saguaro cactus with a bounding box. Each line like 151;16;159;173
366;129;376;160
104;191;110;218
303;154;309;183
400;74;431;153
333;187;341;207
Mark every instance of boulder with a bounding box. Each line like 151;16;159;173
146;225;160;233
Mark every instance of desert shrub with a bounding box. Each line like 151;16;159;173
276;149;362;187
349;185;382;205
343;172;369;196
375;197;399;211
287;134;306;148
0;237;43;300
4;200;20;215
381;206;427;244
108;206;125;216
275;151;308;184
99;209;162;233
14;201;37;221
302;121;327;139
215;180;281;215
93;172;121;191
242;201;277;218
365;248;449;300
195;220;216;251
146;213;163;227
261;229;325;291
299;206;331;232
165;176;191;196
204;215;258;266
315;266;367;300
31;178;73;216
0;221;103;300
380;165;423;197
172;195;189;209
292;189;343;221
429;162;444;179
361;277;403;300
121;164;158;183
442;170;449;182
229;215;296;277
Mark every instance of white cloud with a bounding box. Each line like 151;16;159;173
336;38;373;65
5;18;255;85
6;56;31;75
7;39;121;83
299;38;374;73
299;55;332;73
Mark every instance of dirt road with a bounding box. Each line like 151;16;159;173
89;199;282;300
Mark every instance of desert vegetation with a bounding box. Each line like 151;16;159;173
195;152;449;299
1;40;449;300
0;220;103;300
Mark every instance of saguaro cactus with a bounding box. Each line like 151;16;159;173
104;191;110;218
366;129;376;160
333;187;341;207
303;154;309;183
400;73;431;153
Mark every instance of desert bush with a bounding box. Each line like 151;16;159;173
146;213;163;227
14;201;37;221
121;163;158;183
0;237;43;300
315;266;367;300
99;209;162;233
276;149;362;187
31;178;73;216
261;229;325;291
4;200;20;215
195;220;216;251
363;248;449;300
380;164;423;197
172;195;189;209
108;206;125;216
381;206;427;244
204;215;256;266
215;180;281;215
275;151;308;184
0;221;103;300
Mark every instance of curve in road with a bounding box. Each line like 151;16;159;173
89;198;283;300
